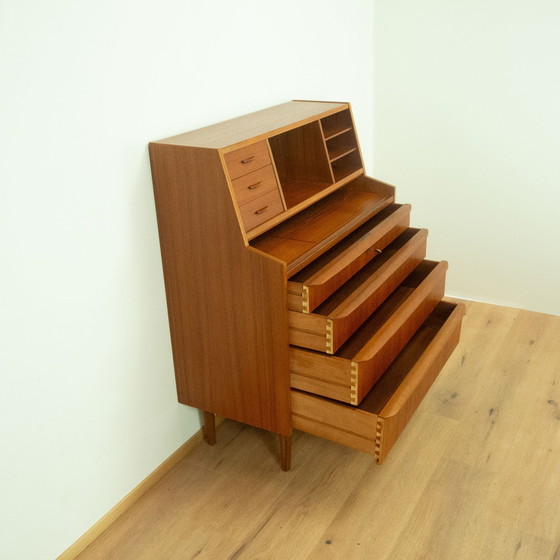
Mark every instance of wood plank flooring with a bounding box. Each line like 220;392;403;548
76;300;560;560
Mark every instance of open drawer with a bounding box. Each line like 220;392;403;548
291;301;465;464
287;204;411;313
290;260;448;403
289;228;427;354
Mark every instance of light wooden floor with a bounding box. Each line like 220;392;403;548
77;300;560;560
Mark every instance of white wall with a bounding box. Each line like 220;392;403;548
0;1;374;558
374;0;560;315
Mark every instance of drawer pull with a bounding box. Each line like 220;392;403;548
241;156;255;164
247;182;262;190
254;206;269;215
369;248;383;254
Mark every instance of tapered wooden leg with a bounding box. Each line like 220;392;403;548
279;434;291;471
203;411;216;445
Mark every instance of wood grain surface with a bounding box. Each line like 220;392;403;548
288;228;428;354
252;184;393;275
156;101;348;149
290;261;448;404
149;143;291;435
287;203;411;313
291;301;465;458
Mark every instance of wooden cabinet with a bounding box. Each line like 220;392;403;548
149;101;465;470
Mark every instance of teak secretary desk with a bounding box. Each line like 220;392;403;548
149;100;465;471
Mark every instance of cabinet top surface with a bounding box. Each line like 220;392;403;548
152;101;348;150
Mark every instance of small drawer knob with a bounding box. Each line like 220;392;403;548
241;156;255;164
254;206;269;215
247;182;261;190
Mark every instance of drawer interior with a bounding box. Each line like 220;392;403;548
313;228;426;318
286;204;411;314
291;300;465;463
287;203;410;307
359;300;459;414
290;260;447;403
337;260;444;360
289;204;408;284
288;228;429;354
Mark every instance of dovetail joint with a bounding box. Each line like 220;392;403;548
326;319;334;354
350;362;358;405
374;417;384;463
302;286;310;314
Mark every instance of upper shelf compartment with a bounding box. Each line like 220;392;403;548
242;105;365;238
321;109;362;183
198;101;369;239
268;121;333;209
321;108;355;140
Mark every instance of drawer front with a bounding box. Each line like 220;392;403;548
224;141;271;180
287;204;411;313
291;301;465;463
239;189;284;232
231;165;279;206
289;227;427;354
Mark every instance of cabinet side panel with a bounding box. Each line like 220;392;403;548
149;144;291;435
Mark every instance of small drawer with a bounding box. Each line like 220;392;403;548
287;204;411;313
291;301;465;464
239;189;284;232
289;227;427;354
290;259;447;404
231;165;279;206
224;141;271;180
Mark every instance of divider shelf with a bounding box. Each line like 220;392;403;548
328;145;357;163
323;125;353;141
321;109;354;141
332;151;362;182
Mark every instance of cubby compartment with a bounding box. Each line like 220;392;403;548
326;129;359;163
321;109;354;140
321;109;363;182
331;150;363;182
268;121;333;209
243;108;366;239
